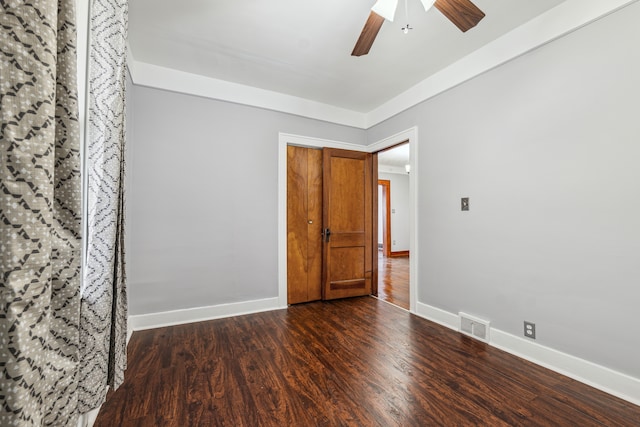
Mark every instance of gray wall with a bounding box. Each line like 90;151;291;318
367;3;640;378
379;172;410;252
126;86;365;315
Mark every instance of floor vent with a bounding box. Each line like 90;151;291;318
459;312;490;343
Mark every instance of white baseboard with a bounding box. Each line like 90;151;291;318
415;301;640;406
77;408;99;427
77;386;108;427
129;297;283;332
415;301;460;329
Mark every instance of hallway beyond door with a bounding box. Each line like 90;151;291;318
377;252;409;310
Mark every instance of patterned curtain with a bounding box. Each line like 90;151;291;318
77;0;129;414
0;1;82;425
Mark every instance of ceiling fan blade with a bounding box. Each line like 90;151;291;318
434;0;485;32
351;11;385;57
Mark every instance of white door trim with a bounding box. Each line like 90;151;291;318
367;128;418;313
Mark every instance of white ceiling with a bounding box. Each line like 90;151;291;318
128;0;565;114
379;143;410;169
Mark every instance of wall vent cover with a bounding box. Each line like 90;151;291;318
459;312;490;343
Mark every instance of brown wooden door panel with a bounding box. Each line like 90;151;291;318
287;146;307;304
287;146;322;304
322;148;373;300
331;232;365;247
329;157;366;231
329;247;365;279
307;149;323;301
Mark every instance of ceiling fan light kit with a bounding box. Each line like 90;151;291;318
371;0;398;21
352;0;485;57
420;0;436;11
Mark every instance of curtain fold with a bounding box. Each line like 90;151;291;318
77;0;129;413
1;0;129;423
1;0;82;425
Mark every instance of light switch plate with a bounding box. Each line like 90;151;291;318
461;197;469;211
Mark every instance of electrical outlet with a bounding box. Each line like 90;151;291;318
524;321;536;339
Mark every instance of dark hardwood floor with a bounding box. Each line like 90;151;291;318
378;252;409;310
95;297;640;426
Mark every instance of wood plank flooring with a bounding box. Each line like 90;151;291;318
377;252;409;310
95;297;640;426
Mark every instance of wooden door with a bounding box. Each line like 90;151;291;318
322;148;374;300
287;146;323;304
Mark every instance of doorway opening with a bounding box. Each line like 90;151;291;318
278;129;418;312
376;142;410;310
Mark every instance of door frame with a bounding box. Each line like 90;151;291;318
378;180;391;258
278;128;418;313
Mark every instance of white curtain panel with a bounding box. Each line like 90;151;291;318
0;0;82;425
78;0;129;414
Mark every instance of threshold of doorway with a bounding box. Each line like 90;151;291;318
370;295;410;312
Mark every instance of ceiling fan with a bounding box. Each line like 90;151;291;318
352;0;485;56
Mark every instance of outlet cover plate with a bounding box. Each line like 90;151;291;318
524;321;536;339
